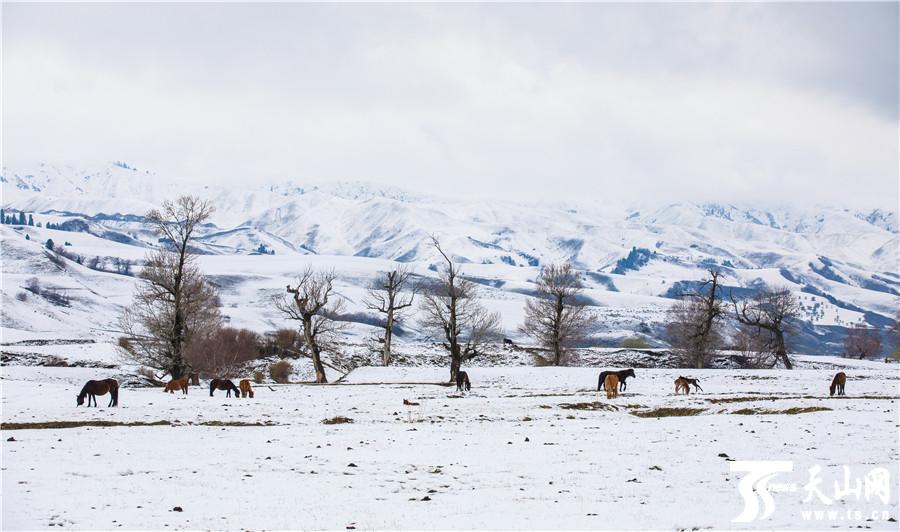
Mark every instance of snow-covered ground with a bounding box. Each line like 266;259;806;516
3;363;898;529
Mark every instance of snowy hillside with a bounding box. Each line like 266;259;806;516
2;162;897;354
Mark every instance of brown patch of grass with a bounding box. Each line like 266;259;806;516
630;407;706;418
732;406;832;415
1;420;278;430
707;396;800;404
1;420;172;430
322;416;354;425
559;401;618;411
197;420;275;427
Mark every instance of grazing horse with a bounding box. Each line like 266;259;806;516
77;379;119;407
678;376;703;393
830;372;846;397
456;371;471;392
164;377;189;395
598;369;636;392
674;377;691;395
209;378;240;398
239;379;254;398
604;374;619;399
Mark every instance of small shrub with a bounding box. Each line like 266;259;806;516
25;277;41;295
137;367;157;380
253;370;264;384
270;360;292;384
15;292;28;302
621;337;649;349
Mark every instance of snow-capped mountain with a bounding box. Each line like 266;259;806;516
2;162;897;354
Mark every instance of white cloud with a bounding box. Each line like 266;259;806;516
2;3;897;209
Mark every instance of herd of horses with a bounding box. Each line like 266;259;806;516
76;369;852;407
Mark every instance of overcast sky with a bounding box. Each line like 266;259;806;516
3;2;898;208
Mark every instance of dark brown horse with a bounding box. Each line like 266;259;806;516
830;372;846;396
209;378;240;398
77;379;119;407
456;371;471;392
188;373;200;386
598;369;636;392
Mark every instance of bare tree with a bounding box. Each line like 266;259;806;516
274;267;345;383
519;263;592;366
363;267;416;366
119;196;220;378
843;321;882;359
185;327;260;377
666;270;726;368
419;237;502;382
732;286;800;369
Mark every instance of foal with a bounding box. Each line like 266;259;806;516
674;377;691;395
830;372;846;396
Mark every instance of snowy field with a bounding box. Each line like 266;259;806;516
3;364;898;529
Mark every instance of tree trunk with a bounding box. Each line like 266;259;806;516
449;341;461;383
775;331;792;369
302;316;328;383
383;311;393;366
311;347;328;383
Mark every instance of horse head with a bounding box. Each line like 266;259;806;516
625;369;636;378
76;394;84;406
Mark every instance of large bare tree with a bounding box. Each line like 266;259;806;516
843;321;882;359
732;286;800;369
274;267;345;383
666;270;726;368
519;263;592;366
119;196;220;378
363;266;416;366
419;237;501;382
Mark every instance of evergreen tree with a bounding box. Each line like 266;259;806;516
45;238;55;250
18;212;26;225
1;208;5;223
28;214;34;226
25;234;30;240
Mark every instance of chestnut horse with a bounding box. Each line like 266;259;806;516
164;377;189;395
209;378;240;398
604;374;619;399
239;379;254;398
77;379;119;407
674;377;690;395
830;372;846;397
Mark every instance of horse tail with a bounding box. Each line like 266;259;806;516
110;380;119;406
209;380;216;397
